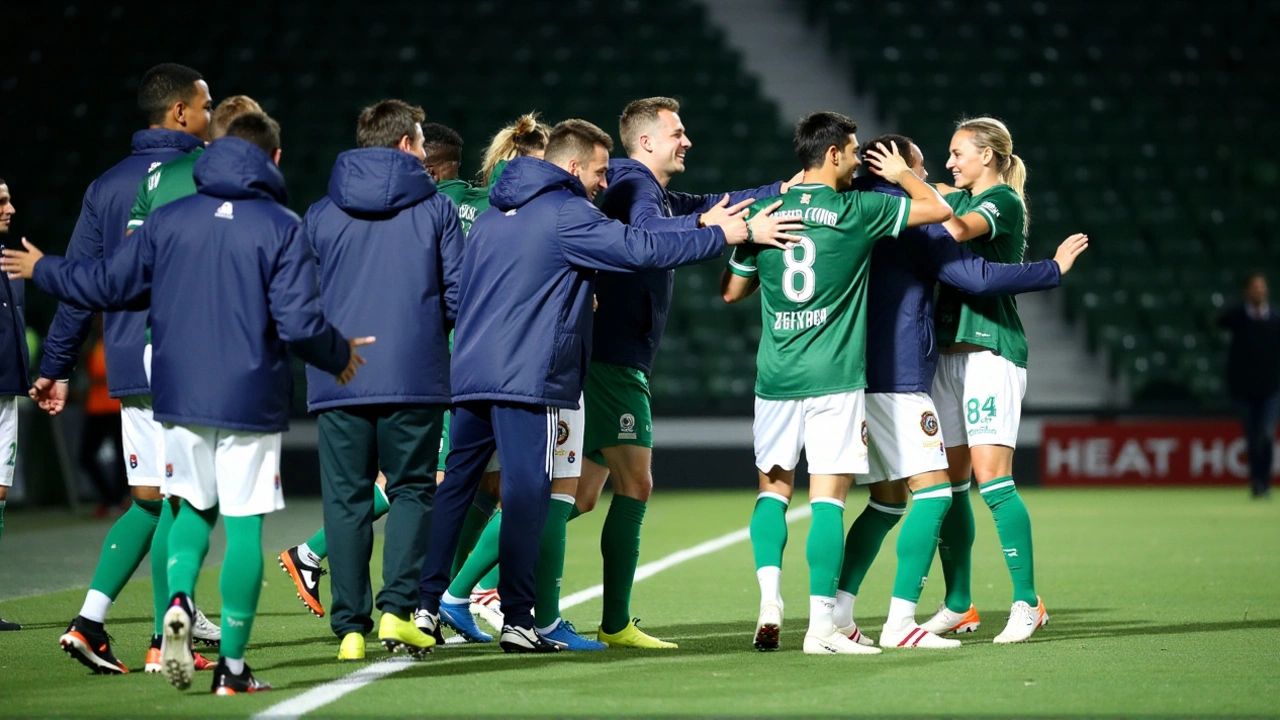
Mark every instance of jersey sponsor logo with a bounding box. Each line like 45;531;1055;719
214;201;235;220
458;204;478;222
861;420;868;448
800;193;812;205
129;454;138;469
921;411;940;437
773;308;828;330
804;207;838;227
557;420;570;447
618;413;637;440
979;200;1000;217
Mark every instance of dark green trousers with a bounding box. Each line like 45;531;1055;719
319;404;443;637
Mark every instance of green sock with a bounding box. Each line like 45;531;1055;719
837;499;905;595
534;496;576;629
167;501;218;601
749;493;788;570
87;498;162;601
151;500;175;637
303;527;327;560
891;483;953;602
303;482;388;562
0;500;6;544
979;476;1037;605
568;505;582;521
218;515;264;661
477;565;500;592
451;503;495;578
599;494;646;634
806;500;846;597
447;510;501;598
938;481;976;613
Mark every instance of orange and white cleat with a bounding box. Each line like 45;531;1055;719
919;603;982;635
469;587;503;633
993;597;1049;644
147;638;216;673
278;546;326;617
60;617;128;675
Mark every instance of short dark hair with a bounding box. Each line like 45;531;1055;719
137;63;204;125
544;119;614;165
225;112;281;156
357;99;426;150
794;111;858;170
864;133;918;166
421;122;463;166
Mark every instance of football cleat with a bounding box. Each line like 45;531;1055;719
469;587;503;632
754;602;782;651
413;608;446;646
59;617;128;675
147;635;216;673
802;628;883;655
879;623;962;649
598;618;677;649
0;617;20;632
440;600;493;643
499;624;564;653
540;620;606;651
161;593;196;690
278;546;326;617
379;612;435;657
919;603;981;635
993;597;1049;644
192;607;221;647
211;658;272;696
835;621;877;647
337;632;365;661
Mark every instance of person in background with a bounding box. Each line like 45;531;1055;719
1219;271;1280;500
81;320;128;517
0;175;27;632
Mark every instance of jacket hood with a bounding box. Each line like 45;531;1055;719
604;157;658;188
327;148;436;214
130;128;206;155
193;137;288;204
436;178;470;195
489;156;585;211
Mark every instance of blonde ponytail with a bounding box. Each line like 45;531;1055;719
1004;154;1029;234
956;116;1030;234
479;112;551;186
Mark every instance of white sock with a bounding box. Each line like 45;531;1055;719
833;590;856;628
886;597;917;631
298;542;321;567
807;595;836;635
223;656;245;675
756;566;782;608
535;618;561;635
79;589;113;624
442;590;469;605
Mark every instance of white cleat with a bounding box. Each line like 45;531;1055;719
879;623;962;649
993;597;1048;644
469;588;504;633
835;621;876;647
803;629;882;655
192;607;221;647
920;603;981;635
753;602;782;651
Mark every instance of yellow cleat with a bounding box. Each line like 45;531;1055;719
598;619;678;649
337;632;365;661
378;612;435;657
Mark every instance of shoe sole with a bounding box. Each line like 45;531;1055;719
499;640;562;654
802;638;882;655
278;553;325;617
59;632;127;675
380;639;433;657
753;623;780;652
161;606;195;691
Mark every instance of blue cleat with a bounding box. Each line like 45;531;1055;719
541;620;607;651
439;600;493;643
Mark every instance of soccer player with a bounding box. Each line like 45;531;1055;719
37;63;211;675
829;135;1087;649
721;112;951;655
3;113;370;694
920;117;1050;643
0;177;25;633
577;97;800;649
416;119;787;653
302;99;461;661
124;93;263;673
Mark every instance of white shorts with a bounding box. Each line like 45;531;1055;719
483;397;585;479
121;395;166;487
855;392;949;485
0;396;17;488
163;423;285;517
753;390;868;475
931;351;1027;449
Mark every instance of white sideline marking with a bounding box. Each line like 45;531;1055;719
254;504;813;719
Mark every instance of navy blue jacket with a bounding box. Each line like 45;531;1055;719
594;159;782;375
854;177;1061;393
41;129;206;396
32;137;350;432
453;157;727;408
302;148;463;411
0;274;29;396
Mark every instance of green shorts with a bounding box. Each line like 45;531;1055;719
437;408;451;472
583;361;653;465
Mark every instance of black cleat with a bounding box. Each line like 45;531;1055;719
59;616;128;674
0;617;20;632
499;624;565;654
211;658;273;696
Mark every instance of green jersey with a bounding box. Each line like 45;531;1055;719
728;183;910;400
453;159;508;235
126;146;204;232
935;184;1029;367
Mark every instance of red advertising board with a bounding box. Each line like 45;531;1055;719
1040;420;1265;486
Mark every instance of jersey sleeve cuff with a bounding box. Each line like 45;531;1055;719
126;219;144;229
975;207;998;235
727;258;757;277
891;196;910;238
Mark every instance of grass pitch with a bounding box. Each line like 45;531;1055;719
0;488;1276;717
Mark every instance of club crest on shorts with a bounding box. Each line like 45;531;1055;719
557;420;570;446
568;450;576;464
921;411;940;437
861;420;868;447
618;413;638;440
275;474;281;490
129;454;138;469
165;463;173;478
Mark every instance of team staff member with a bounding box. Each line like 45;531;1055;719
4;113;369;695
416;119;797;653
302;100;462;661
0;177;26;633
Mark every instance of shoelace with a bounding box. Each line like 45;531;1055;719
560;619;581;636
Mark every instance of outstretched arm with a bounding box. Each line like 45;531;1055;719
3;231;154;312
